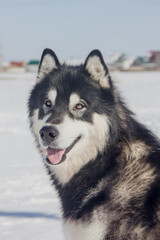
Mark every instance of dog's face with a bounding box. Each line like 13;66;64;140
28;49;116;182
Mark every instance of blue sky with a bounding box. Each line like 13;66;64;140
0;0;160;61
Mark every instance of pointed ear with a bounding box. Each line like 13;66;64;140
84;49;111;88
37;48;60;82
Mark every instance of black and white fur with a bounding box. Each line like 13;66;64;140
28;48;160;240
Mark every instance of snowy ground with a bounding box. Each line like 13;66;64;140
0;71;160;240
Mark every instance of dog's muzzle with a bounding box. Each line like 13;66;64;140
39;125;81;165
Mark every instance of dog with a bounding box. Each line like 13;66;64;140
28;48;160;240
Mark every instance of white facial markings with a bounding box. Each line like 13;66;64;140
47;89;57;106
51;113;110;184
69;93;81;109
69;93;87;117
30;99;110;185
53;114;87;149
30;109;51;145
30;109;42;137
31;90;57;139
86;55;110;88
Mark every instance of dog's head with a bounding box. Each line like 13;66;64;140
28;49;117;183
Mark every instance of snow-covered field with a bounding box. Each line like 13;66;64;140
0;71;160;240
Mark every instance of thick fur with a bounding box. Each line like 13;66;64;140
28;48;160;240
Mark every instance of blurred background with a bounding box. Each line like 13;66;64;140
0;1;160;240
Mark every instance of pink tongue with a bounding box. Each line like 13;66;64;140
46;147;65;165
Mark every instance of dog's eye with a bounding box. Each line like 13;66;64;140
44;99;52;108
75;103;85;110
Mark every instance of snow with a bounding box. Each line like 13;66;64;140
0;71;160;240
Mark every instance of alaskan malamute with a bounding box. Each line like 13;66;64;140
28;49;160;240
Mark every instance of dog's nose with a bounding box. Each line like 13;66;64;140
39;126;59;145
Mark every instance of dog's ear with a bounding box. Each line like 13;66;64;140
37;48;60;82
84;50;111;88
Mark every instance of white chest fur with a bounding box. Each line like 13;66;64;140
63;218;105;240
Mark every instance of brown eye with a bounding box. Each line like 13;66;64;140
44;99;52;108
75;103;84;110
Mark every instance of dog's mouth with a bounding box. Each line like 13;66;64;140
45;136;81;165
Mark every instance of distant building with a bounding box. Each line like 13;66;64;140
106;53;126;70
155;51;160;69
148;51;160;70
7;61;26;72
121;56;154;71
108;51;160;71
25;60;39;72
10;61;25;68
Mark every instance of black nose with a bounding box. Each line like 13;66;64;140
39;126;59;145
